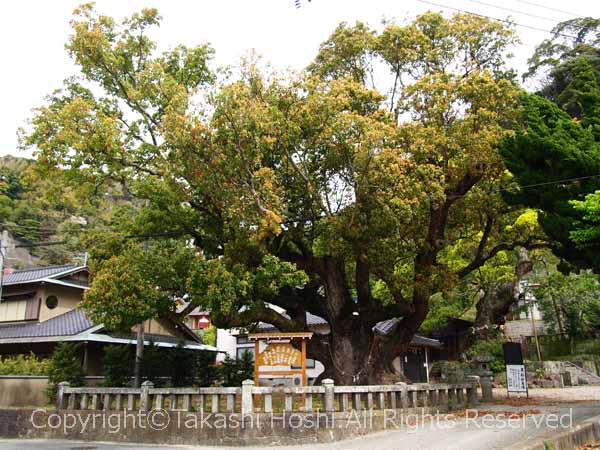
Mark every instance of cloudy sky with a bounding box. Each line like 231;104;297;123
2;0;598;157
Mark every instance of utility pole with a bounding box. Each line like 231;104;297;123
0;230;6;304
133;239;149;388
529;298;543;362
133;322;145;387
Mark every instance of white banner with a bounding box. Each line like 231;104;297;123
506;364;528;392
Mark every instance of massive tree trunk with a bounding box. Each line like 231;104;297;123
472;248;533;340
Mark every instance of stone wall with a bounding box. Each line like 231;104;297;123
0;376;105;408
0;377;48;407
504;319;547;339
0;379;479;445
0;407;449;446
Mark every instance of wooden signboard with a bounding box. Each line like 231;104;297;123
256;343;302;367
248;332;313;387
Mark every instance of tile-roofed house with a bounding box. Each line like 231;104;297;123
0;263;217;376
1;264;84;286
0;308;93;339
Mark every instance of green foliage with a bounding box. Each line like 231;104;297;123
467;338;505;373
0;155;126;266
0;353;49;375
169;342;198;387
83;239;198;331
571;190;600;247
220;353;254;387
104;342;218;387
195;351;219;387
22;5;543;382
139;341;167;387
501;90;600;271
524;17;600;100
502;20;600;275
46;343;85;400
431;360;471;383
534;272;600;338
102;345;133;387
198;325;216;347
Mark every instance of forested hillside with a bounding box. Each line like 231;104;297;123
0;155;131;268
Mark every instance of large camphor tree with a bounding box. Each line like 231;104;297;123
23;5;546;383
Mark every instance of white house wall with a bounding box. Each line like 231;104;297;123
215;325;327;384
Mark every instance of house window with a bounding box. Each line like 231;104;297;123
236;336;250;345
45;295;58;310
236;347;254;360
292;358;316;369
0;300;27;322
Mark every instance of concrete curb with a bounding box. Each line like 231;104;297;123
504;414;600;450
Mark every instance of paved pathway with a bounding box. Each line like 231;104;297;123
494;385;600;403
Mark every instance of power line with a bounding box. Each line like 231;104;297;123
14;240;67;249
0;222;60;232
503;174;600;191
515;0;583;19
3;174;599;244
417;0;580;40
468;0;563;23
6;230;192;249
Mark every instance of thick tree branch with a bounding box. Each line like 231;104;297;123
458;240;550;279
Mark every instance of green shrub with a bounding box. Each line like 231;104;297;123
46;343;85;401
139;343;220;387
169;342;198;387
431;361;471;382
467;339;505;374
199;325;216;347
0;353;49;375
220;352;254;387
495;371;507;386
102;345;133;387
196;351;219;387
140;341;168;386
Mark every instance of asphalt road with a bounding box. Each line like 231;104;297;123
1;404;599;450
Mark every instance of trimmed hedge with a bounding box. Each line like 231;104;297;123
0;353;49;375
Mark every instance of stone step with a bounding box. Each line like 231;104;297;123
565;362;600;385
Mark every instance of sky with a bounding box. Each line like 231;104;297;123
1;0;599;157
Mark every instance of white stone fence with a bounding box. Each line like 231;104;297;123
56;377;479;415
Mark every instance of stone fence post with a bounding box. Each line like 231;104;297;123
241;379;254;415
466;375;480;405
395;382;408;409
322;378;335;412
56;381;69;410
140;380;153;411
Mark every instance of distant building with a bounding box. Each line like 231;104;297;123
184;308;212;330
428;318;474;362
504;280;548;340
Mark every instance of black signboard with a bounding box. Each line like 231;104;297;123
503;342;528;396
503;342;524;365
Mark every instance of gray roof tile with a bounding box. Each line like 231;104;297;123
258;311;328;330
372;318;442;347
1;264;83;286
0;308;94;339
